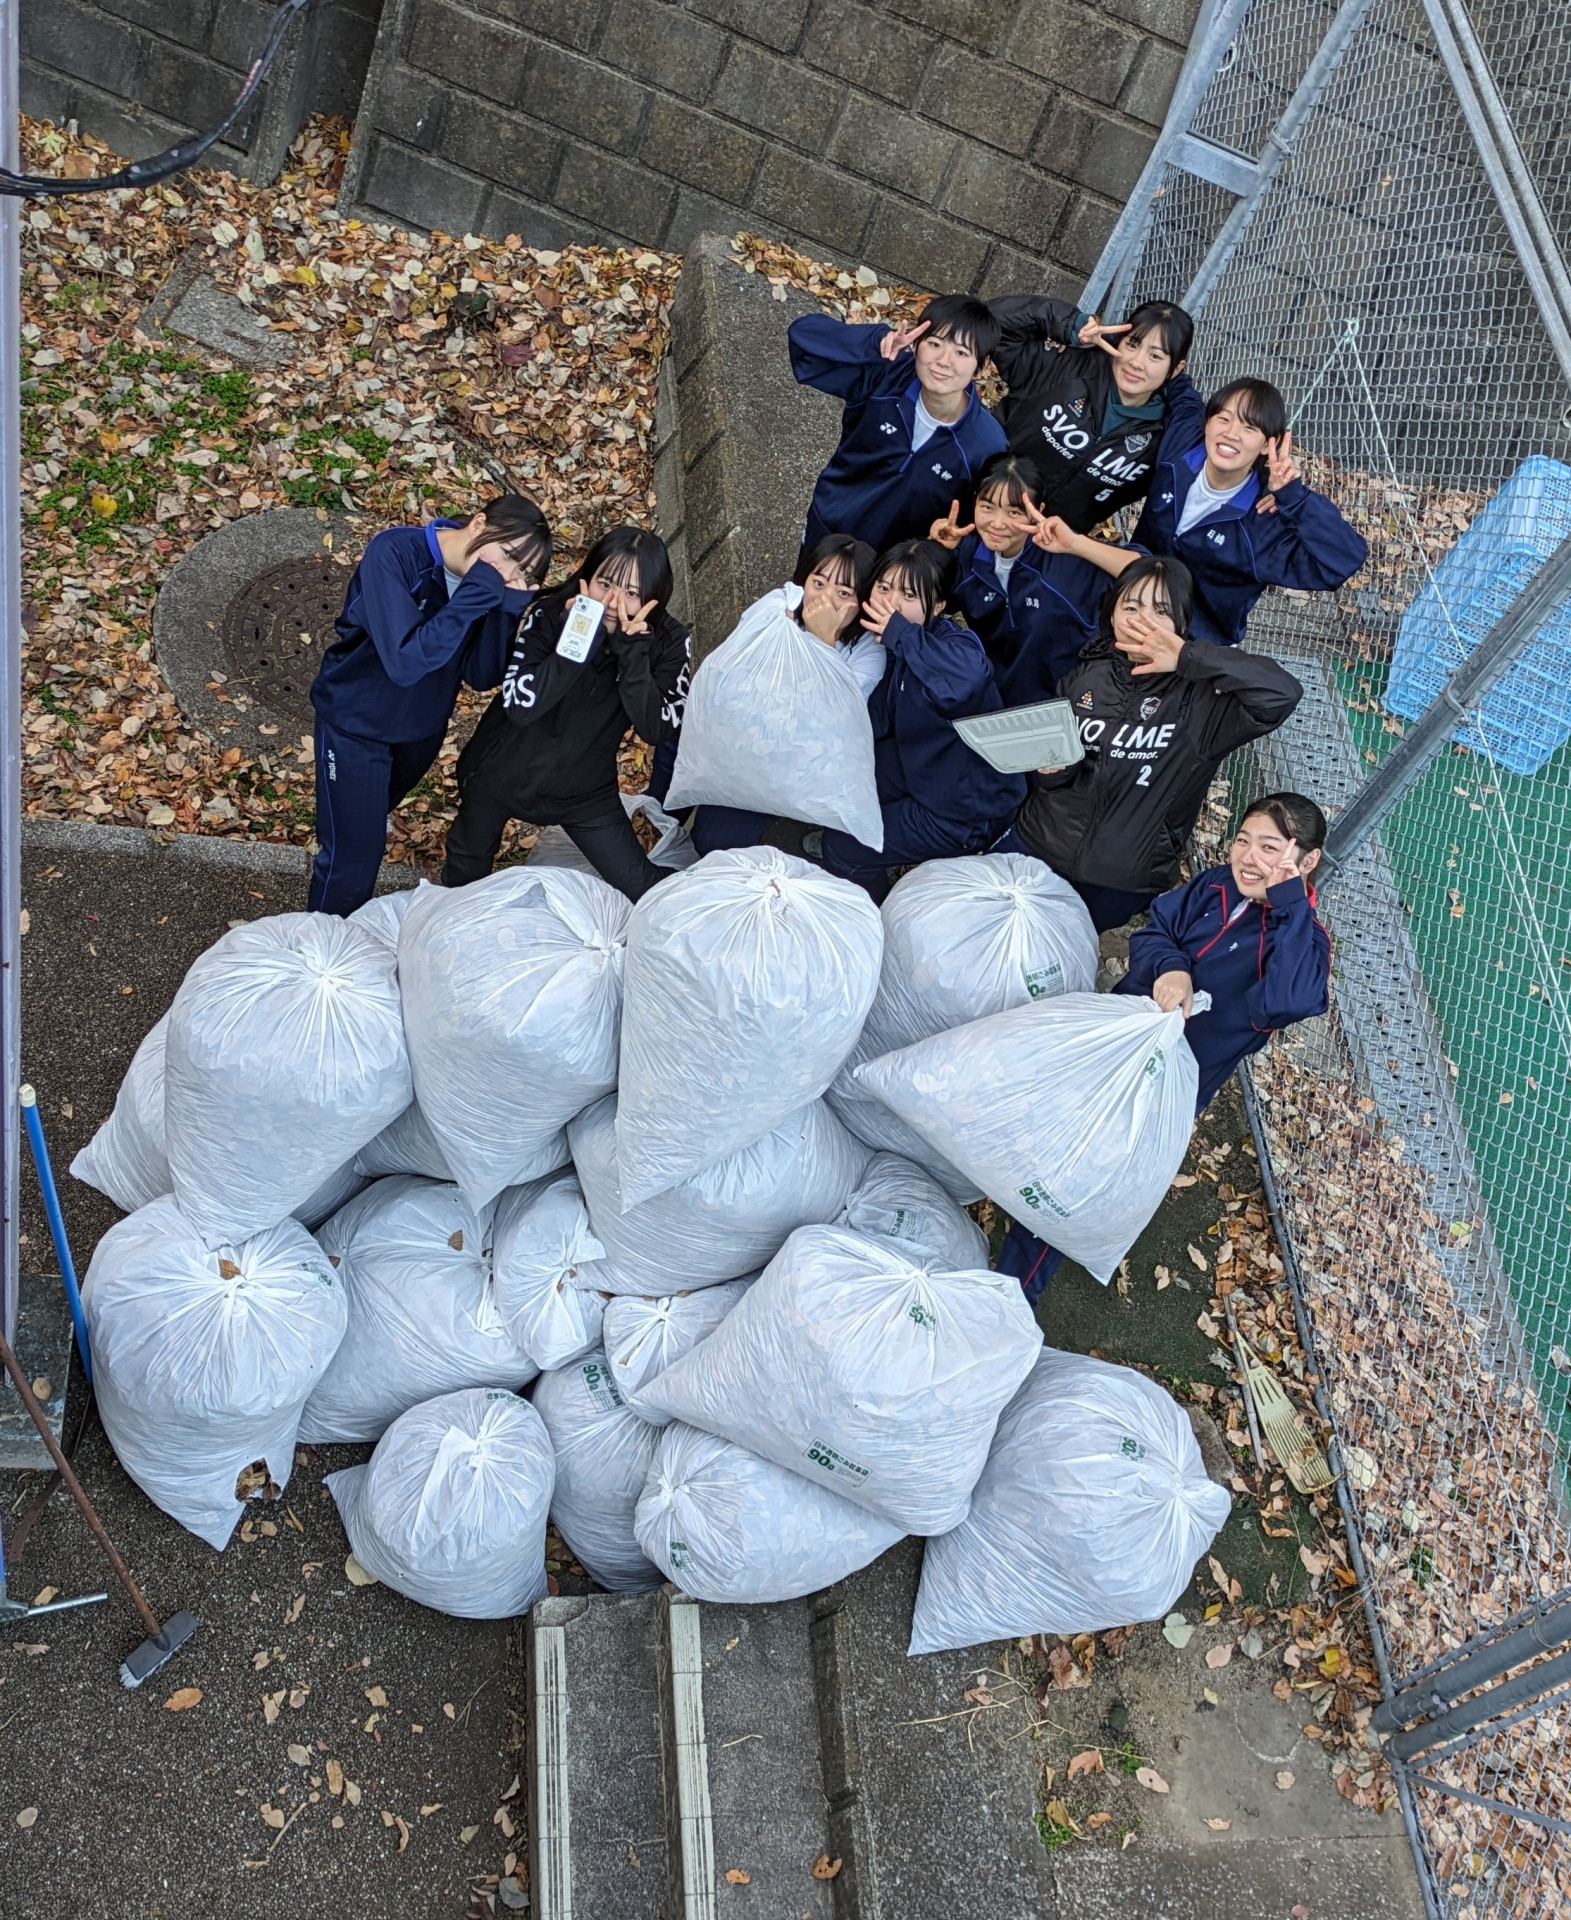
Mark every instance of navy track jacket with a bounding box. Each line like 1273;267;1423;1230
1116;864;1331;1110
869;611;1026;834
1132;447;1368;648
311;521;531;743
788;315;1008;554
988;296;1204;530
948;531;1109;708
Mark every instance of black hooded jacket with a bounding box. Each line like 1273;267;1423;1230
988;296;1203;532
457;585;690;813
1014;632;1303;895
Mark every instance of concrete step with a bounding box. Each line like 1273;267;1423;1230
812;1540;1054;1920
526;1590;668;1918
527;1546;1425;1920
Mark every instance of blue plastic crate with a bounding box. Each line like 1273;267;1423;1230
1385;455;1571;778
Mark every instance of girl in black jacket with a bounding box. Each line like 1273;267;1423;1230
996;556;1303;931
987;297;1200;531
442;526;690;900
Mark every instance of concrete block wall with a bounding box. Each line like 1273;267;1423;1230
342;0;1201;296
20;0;383;176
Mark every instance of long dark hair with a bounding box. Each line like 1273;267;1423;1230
577;525;674;609
796;533;876;641
461;493;552;582
1098;555;1193;646
870;539;957;625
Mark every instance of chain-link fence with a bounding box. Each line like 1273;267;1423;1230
1095;2;1571;1913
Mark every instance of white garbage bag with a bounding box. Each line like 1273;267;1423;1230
326;1387;554;1619
855;992;1207;1285
828;855;1097;1196
910;1350;1231;1653
623;791;699;870
163;913;411;1245
83;1195;346;1550
615;848;883;1204
601;1279;755;1423
634;1423;903;1604
299;1176;536;1444
665;586;884;846
71;1015;171;1213
840;1154;988;1271
491;1175;610;1371
292;1157;368;1231
569;1094;869;1294
637;1225;1042;1534
531;1351;661;1592
356;1100;456;1182
348;887;417;952
399;867;628;1212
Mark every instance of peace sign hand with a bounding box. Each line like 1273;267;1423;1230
1264;838;1304;891
620;598;659;639
879;317;930;361
1077;316;1132;356
928;498;975;549
1266;431;1299;492
1022;498;1074;553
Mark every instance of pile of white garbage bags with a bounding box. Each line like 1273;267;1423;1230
69;840;1229;1647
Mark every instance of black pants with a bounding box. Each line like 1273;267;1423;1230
443;779;667;902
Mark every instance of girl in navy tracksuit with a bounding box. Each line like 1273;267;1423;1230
1000;790;1333;1300
930;451;1119;707
1035;378;1368;647
820;540;1025;903
443;526;690;902
986;296;1201;531
789;295;1008;557
307;495;551;916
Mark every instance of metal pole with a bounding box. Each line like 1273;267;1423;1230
1079;0;1255;314
0;0;21;1348
1435;0;1571;348
1375;1596;1571;1734
1320;531;1571;875
1418;0;1571;392
1184;0;1375;315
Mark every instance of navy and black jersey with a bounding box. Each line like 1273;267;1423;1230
988;297;1203;531
1014;633;1302;895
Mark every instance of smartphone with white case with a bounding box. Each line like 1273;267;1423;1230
556;594;605;661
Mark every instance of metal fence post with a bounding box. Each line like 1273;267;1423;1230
0;0;22;1348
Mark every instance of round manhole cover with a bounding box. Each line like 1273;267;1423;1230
220;554;348;730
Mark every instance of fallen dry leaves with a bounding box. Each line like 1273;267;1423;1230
16;112;681;871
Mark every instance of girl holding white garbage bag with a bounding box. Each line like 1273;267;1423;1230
442;527;690;902
996;790;1331;1299
820;539;1026;902
664;532;881;855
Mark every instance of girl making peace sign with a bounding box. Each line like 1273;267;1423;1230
1028;378;1368;649
443;526;690;900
